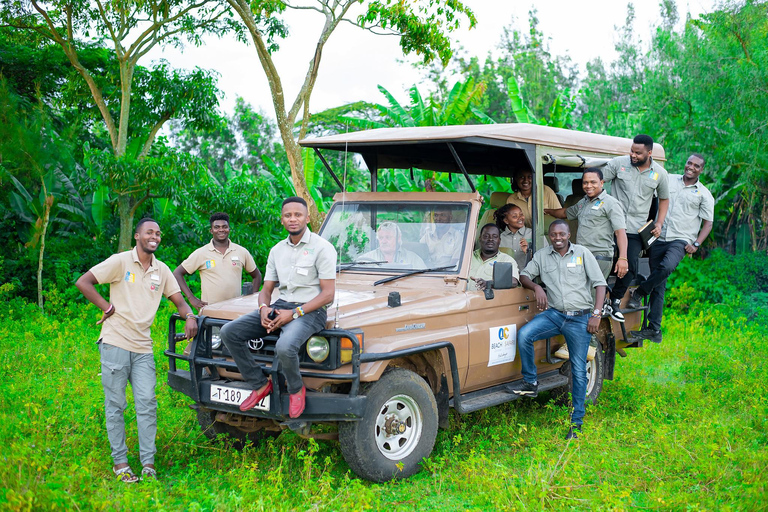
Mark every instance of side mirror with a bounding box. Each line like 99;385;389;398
492;261;516;290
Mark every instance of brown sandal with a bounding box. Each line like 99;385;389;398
113;466;139;483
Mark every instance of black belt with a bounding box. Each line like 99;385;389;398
593;255;613;261
553;308;592;317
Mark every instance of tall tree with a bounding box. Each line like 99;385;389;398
2;0;237;249
225;0;476;228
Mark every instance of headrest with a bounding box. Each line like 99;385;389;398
571;179;583;195
543;176;560;193
490;191;509;208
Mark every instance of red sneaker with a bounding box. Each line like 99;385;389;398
289;386;306;418
239;381;272;412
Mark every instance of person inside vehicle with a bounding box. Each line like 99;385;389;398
173;212;262;312
506;169;561;228
359;221;426;268
563;178;585;240
509;219;607;440
420;206;463;267
219;196;337;419
494;203;531;272
468;223;518;291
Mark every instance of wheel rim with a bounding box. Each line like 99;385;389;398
374;394;423;461
585;355;597;396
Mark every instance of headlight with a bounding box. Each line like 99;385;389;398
211;326;222;350
306;336;330;362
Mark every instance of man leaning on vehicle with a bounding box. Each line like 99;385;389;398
75;218;198;483
219;196;337;419
509;220;607;440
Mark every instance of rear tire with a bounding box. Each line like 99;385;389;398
339;369;438;482
196;409;278;450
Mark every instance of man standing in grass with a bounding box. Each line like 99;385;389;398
75;218;198;483
627;154;714;344
173;212;262;311
601;134;670;321
220;197;337;419
509;220;607;439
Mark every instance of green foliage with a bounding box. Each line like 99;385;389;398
0;274;766;508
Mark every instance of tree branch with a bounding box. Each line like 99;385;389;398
139;112;174;159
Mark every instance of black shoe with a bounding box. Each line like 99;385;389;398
508;380;538;398
565;424;582;440
629;328;662;344
627;290;644;310
608;299;625;322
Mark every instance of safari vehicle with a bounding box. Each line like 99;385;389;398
166;124;662;482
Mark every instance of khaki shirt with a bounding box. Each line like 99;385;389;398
420;226;463;267
566;190;626;254
521;243;607;311
359;247;426;268
603;155;669;233
90;248;180;354
181;240;257;304
506;186;561;228
264;229;337;304
661;175;715;243
468;250;518;291
499;226;531;273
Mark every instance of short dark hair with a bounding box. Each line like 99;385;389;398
633;134;654;151
209;212;230;226
494;203;522;231
549;219;570;233
690;153;706;165
135;217;158;233
583;167;604;180
480;223;500;236
282;196;307;209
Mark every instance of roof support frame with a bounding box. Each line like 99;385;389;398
313;148;345;191
446;142;476;192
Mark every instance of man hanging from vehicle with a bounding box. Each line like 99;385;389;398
75;218;198;483
509;220;607;440
626;154;714;344
173;212;262;311
601;135;670;321
219;197;337;418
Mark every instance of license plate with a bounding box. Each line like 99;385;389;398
210;384;270;411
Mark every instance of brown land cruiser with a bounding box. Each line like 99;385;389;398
166;124;663;482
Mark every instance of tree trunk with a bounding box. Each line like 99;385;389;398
117;195;134;252
281;130;323;230
37;196;52;311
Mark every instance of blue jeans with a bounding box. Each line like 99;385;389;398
517;309;591;426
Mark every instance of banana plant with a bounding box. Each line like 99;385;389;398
505;76;574;127
262;150;332;213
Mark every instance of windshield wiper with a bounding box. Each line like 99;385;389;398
373;265;456;286
337;260;387;271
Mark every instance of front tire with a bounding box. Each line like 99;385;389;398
339;369;438;482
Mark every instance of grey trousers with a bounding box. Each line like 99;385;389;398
99;342;157;466
220;299;327;394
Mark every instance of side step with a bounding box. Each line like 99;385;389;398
450;370;568;414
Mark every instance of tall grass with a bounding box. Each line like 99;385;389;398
0;282;766;510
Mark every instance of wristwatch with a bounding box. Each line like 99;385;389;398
292;306;305;320
692;241;700;248
592;308;601;318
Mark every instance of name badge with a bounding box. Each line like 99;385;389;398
591;200;604;210
231;256;240;261
151;274;160;282
296;267;309;276
567;263;576;268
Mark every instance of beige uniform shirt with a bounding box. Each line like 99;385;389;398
603;155;670;233
661;174;715;243
420;226;463;267
506;186;561;228
499;226;531;272
181;240;257;304
90;248;180;354
521;243;607;311
359;247;426;268
566;190;626;254
468;250;518;291
264;229;337;304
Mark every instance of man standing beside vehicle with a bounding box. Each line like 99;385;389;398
468;223;519;291
627;154;714;344
602;135;669;320
75;218;198;483
509;220;607;439
173;212;262;311
220;197;337;419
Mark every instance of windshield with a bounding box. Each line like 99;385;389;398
319;202;470;272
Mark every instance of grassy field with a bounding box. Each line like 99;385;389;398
1;285;766;511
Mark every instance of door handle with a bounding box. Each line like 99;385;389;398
519;305;529;311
